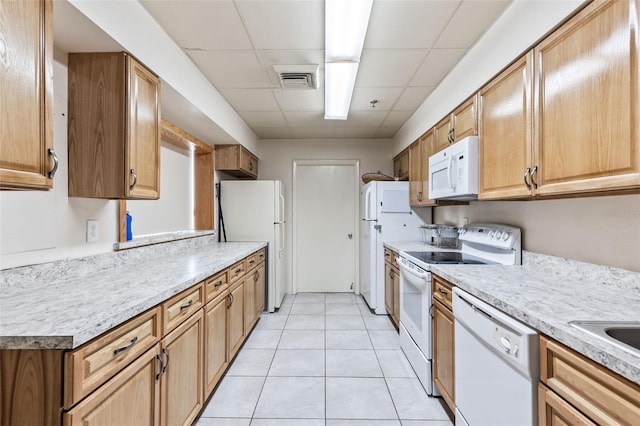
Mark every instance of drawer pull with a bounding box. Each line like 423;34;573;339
437;288;448;296
114;336;138;355
235;268;242;273
179;299;193;311
214;280;224;287
249;260;255;265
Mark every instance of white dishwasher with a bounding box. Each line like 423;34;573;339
453;288;539;426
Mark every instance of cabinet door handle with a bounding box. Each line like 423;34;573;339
155;353;164;380
227;292;235;308
523;167;532;190
530;165;538;189
129;168;137;190
162;348;169;374
389;270;393;278
48;148;59;178
249;161;254;171
417;191;422;201
179;299;193;311
114;336;138;355
255;271;260;280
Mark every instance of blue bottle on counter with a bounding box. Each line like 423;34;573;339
126;211;133;241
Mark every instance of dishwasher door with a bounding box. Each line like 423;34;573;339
453;288;539;426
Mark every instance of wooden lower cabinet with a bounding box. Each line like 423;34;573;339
63;345;161;426
383;249;400;328
227;280;245;360
391;269;399;327
539;383;596;426
204;292;228;397
160;310;204;426
432;298;454;411
244;272;256;335
255;263;265;316
384;262;394;317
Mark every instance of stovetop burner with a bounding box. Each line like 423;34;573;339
404;251;494;265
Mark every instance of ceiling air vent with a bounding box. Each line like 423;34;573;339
273;65;319;90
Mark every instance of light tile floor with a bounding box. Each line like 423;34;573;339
196;293;453;426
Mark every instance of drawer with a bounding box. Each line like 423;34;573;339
384;248;393;263
246;253;258;271
205;269;229;303
229;259;246;283
432;275;454;310
256;248;266;264
162;283;204;334
540;336;640;425
538;383;596;426
64;307;161;408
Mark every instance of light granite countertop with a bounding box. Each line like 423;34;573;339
384;241;640;386
0;240;266;350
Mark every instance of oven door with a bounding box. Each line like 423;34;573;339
397;257;432;358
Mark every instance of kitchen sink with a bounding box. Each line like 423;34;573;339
569;321;640;355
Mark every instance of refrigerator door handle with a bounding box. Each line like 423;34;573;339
279;194;285;223
365;186;376;220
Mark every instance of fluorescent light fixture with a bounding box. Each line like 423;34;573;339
325;0;373;61
325;62;359;120
324;0;373;120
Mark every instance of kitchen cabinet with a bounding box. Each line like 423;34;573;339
532;0;640;197
539;335;640;426
393;148;409;181
215;144;259;179
478;52;534;200
159;309;204;426
227;280;245;360
433;95;478;154
254;262;266;317
432;275;455;411
244;272;256;334
162;284;204;335
0;0;55;190
68;52;161;199
204;291;228;398
383;248;400;328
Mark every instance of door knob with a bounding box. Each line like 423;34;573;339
348;233;353;239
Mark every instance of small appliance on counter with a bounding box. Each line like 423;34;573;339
397;222;522;396
419;224;459;248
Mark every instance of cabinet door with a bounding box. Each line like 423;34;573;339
244;271;256;334
452;95;478;141
432;298;454;411
204;293;228;397
392;267;400;325
64;345;161;426
433;116;452;154
160;310;204;426
393;149;409;180
538;384;596;426
255;263;265;317
239;147;258;178
534;0;640;196
409;141;423;205
479;53;534;200
227;281;245;360
420;131;436;206
126;56;160;199
384;263;394;317
0;0;54;190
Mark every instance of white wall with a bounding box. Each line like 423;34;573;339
257;138;399;294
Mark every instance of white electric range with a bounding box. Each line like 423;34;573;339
396;222;522;396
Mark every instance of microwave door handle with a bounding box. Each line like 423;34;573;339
447;155;454;189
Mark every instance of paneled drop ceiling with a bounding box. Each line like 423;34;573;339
141;0;511;140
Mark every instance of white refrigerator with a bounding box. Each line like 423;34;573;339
220;180;286;313
360;181;426;314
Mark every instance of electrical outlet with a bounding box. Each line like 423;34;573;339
87;220;99;243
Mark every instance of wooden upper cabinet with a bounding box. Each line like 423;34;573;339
409;130;437;206
0;0;55;190
68;52;161;199
533;0;640;196
393;147;409;180
215;144;258;179
433;95;478;155
479;52;534;200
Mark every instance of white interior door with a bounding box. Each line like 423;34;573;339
293;160;359;293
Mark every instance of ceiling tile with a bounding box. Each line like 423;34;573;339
410;49;467;87
394;87;435;110
187;50;271;89
284;111;335;128
291;127;336;139
382;110;414;128
351;87;404;111
357;49;428;87
333;111;388;128
253;127;294;139
275;89;325;112
365;0;461;49
376;127;400;138
238;111;287;128
236;0;324;50
434;0;511;49
219;89;280;112
141;0;252;50
334;127;379;139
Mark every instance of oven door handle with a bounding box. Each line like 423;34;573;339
396;258;429;280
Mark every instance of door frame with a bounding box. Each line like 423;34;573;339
292;159;360;295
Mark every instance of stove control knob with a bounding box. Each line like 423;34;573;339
495;231;503;239
502;232;510;241
489;230;495;238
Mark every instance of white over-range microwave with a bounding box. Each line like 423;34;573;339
428;135;479;200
